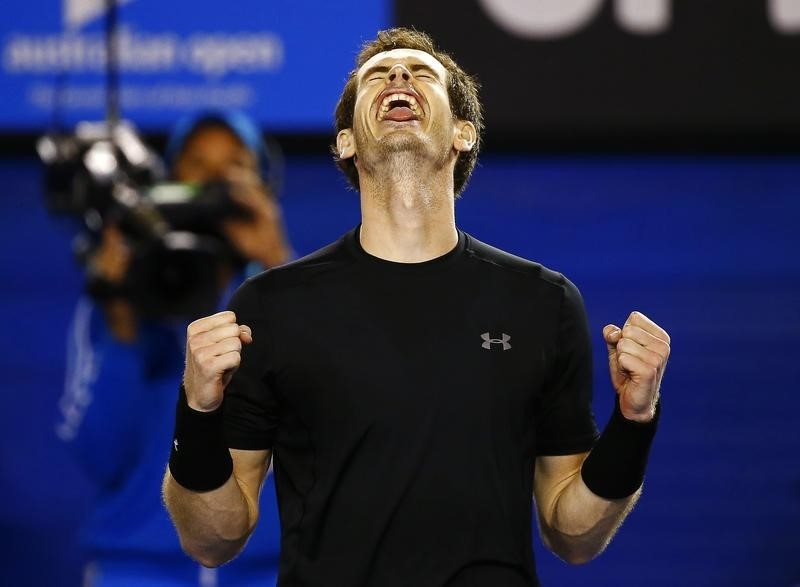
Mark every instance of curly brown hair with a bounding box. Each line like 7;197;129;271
331;28;483;197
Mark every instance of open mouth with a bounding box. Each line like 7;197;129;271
377;92;423;122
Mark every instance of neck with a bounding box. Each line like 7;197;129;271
358;151;457;263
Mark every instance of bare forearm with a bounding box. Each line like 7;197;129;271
162;469;256;567
540;471;639;564
535;313;667;564
167;312;271;566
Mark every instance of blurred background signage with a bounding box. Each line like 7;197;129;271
1;0;389;132
4;0;799;147
395;0;800;147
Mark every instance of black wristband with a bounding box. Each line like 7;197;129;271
580;397;660;499
168;385;233;492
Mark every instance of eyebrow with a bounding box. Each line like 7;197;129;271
359;63;441;82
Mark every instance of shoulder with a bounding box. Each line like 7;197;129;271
230;232;355;304
463;233;578;296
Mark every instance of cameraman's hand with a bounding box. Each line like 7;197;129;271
90;224;131;284
183;311;253;412
222;168;290;268
89;225;137;343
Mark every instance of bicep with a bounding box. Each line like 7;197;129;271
533;452;588;525
231;448;272;524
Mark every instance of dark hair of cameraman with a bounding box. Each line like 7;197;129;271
91;113;291;342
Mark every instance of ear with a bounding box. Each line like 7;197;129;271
452;120;476;153
336;129;356;160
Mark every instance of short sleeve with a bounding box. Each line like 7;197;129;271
223;279;280;450
535;276;599;456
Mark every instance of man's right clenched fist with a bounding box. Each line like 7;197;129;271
183;311;253;412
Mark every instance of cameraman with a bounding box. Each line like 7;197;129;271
57;111;288;586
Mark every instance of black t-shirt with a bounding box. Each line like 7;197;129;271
224;227;599;587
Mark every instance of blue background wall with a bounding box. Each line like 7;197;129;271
1;153;798;585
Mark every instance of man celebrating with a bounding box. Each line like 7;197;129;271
163;29;670;586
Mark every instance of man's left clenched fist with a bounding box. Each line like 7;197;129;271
603;311;670;423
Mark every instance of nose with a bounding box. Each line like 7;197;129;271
387;64;412;84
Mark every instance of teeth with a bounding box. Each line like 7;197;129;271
376;92;423;121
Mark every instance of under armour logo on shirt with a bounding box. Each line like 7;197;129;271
174;438;179;452
481;332;511;350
